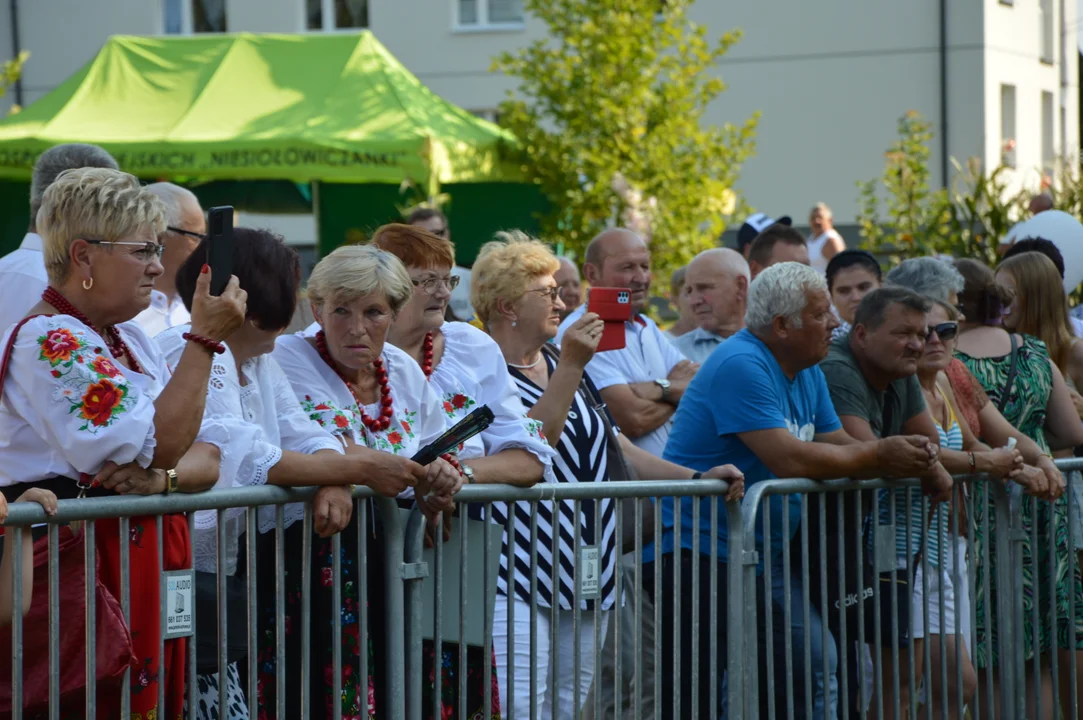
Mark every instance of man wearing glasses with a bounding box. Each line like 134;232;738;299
407;207;475;322
0;143;118;332
133;183;207;337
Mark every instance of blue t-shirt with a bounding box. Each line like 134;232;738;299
646;328;842;564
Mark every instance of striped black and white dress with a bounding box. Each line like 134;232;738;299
499;355;618;611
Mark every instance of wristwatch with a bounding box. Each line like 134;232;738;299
654;378;672;403
461;464;476;484
165;469;179;495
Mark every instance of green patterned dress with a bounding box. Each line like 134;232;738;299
958;334;1083;668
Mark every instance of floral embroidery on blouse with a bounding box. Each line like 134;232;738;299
301;395;357;434
40;327;135;433
524;416;546;441
363;408;417;454
440;392;475;418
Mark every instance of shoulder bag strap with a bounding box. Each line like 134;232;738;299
996;334;1020;415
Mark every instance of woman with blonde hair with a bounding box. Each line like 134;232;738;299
0;167;246;717
472;230;743;719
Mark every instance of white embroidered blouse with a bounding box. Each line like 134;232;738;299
0;316;171;486
272;332;447;490
157;325;345;573
426;322;553;470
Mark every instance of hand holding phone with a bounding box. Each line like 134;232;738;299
586;287;633;352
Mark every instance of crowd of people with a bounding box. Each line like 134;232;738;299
0;141;1082;720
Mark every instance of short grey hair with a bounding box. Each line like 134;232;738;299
306;244;414;315
745;262;827;330
146;182;200;227
883;257;965;303
30;144;118;228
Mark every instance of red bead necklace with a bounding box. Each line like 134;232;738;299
315;330;394;432
41;287;143;374
421;332;434;379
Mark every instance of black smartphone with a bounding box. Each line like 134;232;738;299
206;206;234;296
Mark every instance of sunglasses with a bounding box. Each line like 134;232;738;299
926;322;959;342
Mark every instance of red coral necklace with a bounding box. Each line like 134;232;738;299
315;330;393;432
421;332;434;379
41;287;143;374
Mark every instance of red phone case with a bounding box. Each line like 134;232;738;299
587;287;633;352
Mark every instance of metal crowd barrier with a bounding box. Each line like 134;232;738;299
2;463;1083;720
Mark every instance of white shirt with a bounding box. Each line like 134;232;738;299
0;316;168;486
556;305;685;458
157;325;345;571
449;265;474;321
807;229;844;274
0;233;48;334
133;290;191;338
273;331;447;499
427;322;554;470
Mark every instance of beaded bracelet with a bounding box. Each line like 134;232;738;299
183;332;226;355
441;453;463;475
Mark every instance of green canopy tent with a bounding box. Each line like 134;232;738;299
0;32;545;261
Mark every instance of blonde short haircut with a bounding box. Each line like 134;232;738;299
306;244;414;315
472;230;560;325
37;168;165;284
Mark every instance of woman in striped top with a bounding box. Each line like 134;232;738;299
471;233;743;719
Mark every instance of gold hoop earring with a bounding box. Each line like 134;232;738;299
82;278;93;291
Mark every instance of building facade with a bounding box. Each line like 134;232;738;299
0;0;1076;236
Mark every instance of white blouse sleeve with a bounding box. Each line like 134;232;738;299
7;317;158;473
268;358;345;457
471;331;556;467
272;336;361;443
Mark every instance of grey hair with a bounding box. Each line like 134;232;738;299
146;182;200;227
883;256;965;303
745;262;827;330
306;244;414;315
30;144;118;229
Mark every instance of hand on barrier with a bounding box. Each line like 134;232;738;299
1035;454;1066;500
312;485;354;537
701;464;745;501
424;456;464;498
982;446;1024;480
1013;461;1064;500
95;462;167;495
877;435;938;476
0;487;58;524
421;507;455;549
360;452;427;497
189;270;248;343
561;312;604;368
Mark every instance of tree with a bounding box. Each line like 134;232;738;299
492;0;758;275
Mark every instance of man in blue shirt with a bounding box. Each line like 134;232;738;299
646;262;940;719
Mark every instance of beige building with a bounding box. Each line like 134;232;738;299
0;0;1076;235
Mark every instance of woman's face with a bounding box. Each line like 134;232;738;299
315;292;394;371
995;270;1020;330
81;227;164;322
919;303;957;373
514;274;566;342
395;265;454;334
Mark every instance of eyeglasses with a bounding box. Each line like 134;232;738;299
166;226;207;241
926;322;959;342
525;286;565;302
429;226;449;239
84;239;165;262
412;274;460;294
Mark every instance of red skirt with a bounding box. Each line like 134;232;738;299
95;514;191;720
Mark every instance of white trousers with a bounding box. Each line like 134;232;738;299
493;594;609;720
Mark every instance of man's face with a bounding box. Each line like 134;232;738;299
553;260;582;316
788;288;839;365
161;197;206;273
412;215;449;240
830;266;880;325
858;304;928;379
685;261;745;334
769;242;810;268
593;238;652;314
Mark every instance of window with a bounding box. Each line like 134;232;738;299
1001;84;1017;168
1040;0;1054;63
308;0;369;30
163;0;226;34
456;0;524;29
1042;90;1055;178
